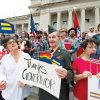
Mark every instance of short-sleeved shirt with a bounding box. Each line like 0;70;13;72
0;51;31;100
72;57;100;100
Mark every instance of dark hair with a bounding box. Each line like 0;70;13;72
13;34;19;39
68;28;76;34
2;37;19;48
36;30;43;34
1;34;5;38
97;24;100;31
81;38;99;50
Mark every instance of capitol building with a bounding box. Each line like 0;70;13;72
6;0;100;35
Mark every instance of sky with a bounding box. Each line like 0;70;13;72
0;0;31;19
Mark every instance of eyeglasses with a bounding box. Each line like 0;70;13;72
90;28;94;29
86;46;97;49
7;40;17;45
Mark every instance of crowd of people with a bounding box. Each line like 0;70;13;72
0;23;100;100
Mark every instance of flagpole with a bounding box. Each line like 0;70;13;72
28;14;31;34
73;7;81;38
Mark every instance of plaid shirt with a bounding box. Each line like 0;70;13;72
30;38;49;60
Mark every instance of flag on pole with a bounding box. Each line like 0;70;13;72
30;14;36;36
0;19;15;34
73;9;81;38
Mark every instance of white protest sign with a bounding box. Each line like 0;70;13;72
88;75;100;100
19;58;61;99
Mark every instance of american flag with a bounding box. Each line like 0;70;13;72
30;14;36;36
90;58;100;64
90;58;100;73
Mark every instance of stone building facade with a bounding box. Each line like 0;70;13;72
6;0;100;35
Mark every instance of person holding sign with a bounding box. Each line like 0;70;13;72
0;45;7;100
0;37;31;100
39;26;74;100
72;38;100;100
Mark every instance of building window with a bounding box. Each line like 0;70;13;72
63;21;67;26
85;19;89;23
35;23;39;26
53;22;57;27
35;23;39;30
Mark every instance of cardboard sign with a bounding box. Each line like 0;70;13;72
88;76;100;100
19;58;61;99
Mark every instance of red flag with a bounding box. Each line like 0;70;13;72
73;9;81;38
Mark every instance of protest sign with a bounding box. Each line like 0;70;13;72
19;58;61;99
88;76;100;100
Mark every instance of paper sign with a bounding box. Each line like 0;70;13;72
88;76;100;100
19;58;61;99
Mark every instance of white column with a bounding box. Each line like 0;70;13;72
68;9;72;29
95;6;100;28
81;8;85;33
48;13;51;26
22;24;24;32
57;12;61;30
28;15;31;33
40;12;51;29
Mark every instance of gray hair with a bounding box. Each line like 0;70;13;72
52;31;60;37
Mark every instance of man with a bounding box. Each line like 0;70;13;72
0;37;31;100
39;29;74;100
66;28;80;62
30;30;49;59
0;34;5;45
59;28;68;49
85;26;96;39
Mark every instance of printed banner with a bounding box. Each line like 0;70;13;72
0;19;15;34
19;58;61;99
88;75;100;100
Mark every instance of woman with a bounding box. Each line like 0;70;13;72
0;37;31;100
91;24;100;59
72;38;100;100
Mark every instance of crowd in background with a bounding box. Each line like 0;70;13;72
0;23;100;100
0;24;99;61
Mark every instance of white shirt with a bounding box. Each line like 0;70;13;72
0;51;31;100
86;32;96;39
